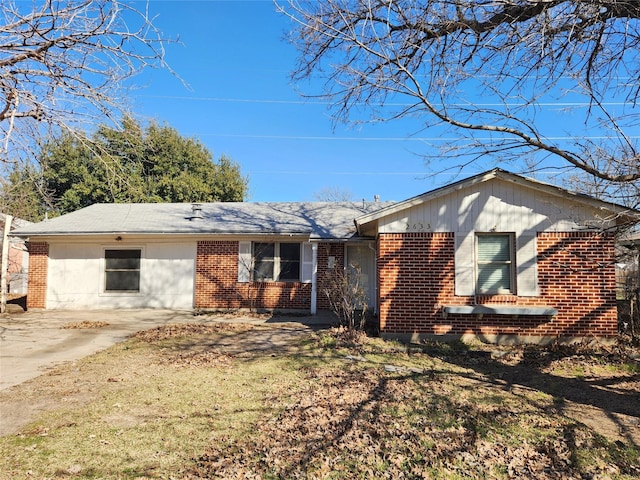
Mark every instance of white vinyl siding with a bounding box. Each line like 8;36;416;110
376;177;609;235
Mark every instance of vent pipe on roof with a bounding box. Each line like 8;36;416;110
190;203;203;221
374;195;380;203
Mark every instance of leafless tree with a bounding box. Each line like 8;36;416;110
320;262;368;330
0;0;171;164
313;186;355;202
277;0;640;186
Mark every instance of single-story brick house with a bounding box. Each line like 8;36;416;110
13;169;639;344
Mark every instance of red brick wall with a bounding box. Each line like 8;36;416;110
378;233;455;333
195;240;312;310
27;242;49;309
536;232;617;338
378;232;617;340
316;242;345;310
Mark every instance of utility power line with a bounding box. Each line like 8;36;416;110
196;133;640;142
140;94;634;108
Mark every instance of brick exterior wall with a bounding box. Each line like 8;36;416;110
26;242;49;310
378;231;617;340
378;233;455;333
195;240;312;310
316;242;346;310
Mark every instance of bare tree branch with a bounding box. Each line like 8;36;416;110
278;0;640;185
0;0;173;162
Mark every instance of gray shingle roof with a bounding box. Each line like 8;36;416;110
12;202;392;240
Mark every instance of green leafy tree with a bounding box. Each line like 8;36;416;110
2;118;248;219
0;165;49;222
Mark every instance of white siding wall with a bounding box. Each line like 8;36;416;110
47;242;196;309
378;179;610;234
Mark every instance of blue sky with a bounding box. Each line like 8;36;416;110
128;0;594;202
128;0;476;202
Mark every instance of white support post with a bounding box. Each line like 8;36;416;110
310;242;318;315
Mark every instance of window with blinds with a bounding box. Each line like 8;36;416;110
476;234;514;294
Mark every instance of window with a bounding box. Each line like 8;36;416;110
278;243;301;281
252;242;300;281
476;234;514;294
105;249;141;292
253;243;275;281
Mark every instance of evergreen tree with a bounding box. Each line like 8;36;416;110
1;118;248;220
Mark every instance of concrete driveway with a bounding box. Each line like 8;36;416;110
0;309;333;391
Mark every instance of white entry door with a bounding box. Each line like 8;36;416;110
346;244;377;312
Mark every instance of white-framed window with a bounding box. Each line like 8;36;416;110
252;242;301;282
476;234;514;294
104;249;141;292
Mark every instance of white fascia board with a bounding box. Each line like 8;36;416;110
18;232;314;244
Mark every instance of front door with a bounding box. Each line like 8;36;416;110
346;243;377;312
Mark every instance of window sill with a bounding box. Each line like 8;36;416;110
100;291;144;297
442;305;557;319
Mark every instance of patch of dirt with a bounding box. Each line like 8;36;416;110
0;371;99;436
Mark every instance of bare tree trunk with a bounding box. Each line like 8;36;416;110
634;251;640;345
631;295;636;344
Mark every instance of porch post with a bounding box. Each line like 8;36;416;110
310;242;318;314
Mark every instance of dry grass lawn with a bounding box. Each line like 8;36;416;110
1;323;639;479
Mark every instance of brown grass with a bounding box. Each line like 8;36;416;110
0;325;638;479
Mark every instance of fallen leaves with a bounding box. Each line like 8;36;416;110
152;328;640;479
134;323;252;342
187;365;625;479
159;350;234;369
61;321;109;329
